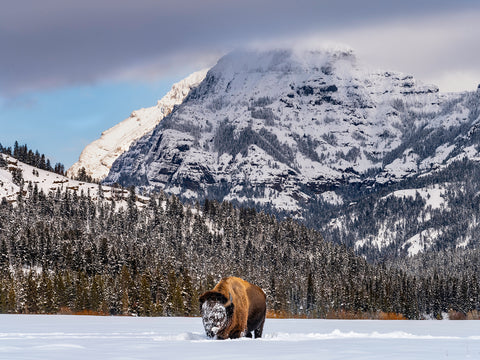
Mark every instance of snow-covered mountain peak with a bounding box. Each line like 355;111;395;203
67;68;208;181
104;47;480;222
215;46;355;70
206;47;357;88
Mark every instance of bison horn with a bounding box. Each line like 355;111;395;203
224;293;233;307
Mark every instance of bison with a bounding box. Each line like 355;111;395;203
199;276;266;339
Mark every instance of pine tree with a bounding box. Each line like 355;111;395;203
306;272;316;317
139;273;153;316
120;266;132;315
0;239;9;274
74;272;90;312
181;269;198;316
54;273;68;311
39;271;56;314
127;186;138;230
6;279;16;313
167;270;184;316
13;141;19;159
25;272;39;314
90;275;104;313
76;167;89;182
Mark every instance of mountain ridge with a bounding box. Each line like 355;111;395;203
68;69;208;180
104;48;478;212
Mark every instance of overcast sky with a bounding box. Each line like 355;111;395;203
2;0;480;167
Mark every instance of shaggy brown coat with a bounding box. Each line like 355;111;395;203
199;276;266;339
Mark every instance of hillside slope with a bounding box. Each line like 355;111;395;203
0;153;146;207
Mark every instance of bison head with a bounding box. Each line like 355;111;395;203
199;291;233;339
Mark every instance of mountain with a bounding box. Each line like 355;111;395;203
102;47;480;259
104;48;477;204
67;69;208;180
317;158;480;262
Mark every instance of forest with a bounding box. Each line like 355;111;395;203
0;141;65;176
1;166;479;319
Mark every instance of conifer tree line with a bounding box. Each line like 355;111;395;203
309;158;480;263
0;141;65;175
1;181;480;319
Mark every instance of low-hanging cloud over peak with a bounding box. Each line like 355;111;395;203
2;0;480;96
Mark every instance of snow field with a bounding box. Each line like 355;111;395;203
1;315;480;360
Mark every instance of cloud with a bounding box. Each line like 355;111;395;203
2;0;480;95
432;71;480;93
288;9;480;92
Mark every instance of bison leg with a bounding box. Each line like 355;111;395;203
229;329;243;339
254;318;265;338
245;331;252;338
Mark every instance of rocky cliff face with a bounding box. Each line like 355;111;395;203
68;69;208;180
104;47;480;219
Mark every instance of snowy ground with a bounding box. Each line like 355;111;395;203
1;315;480;360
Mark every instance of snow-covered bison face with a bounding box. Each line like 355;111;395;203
201;300;229;338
